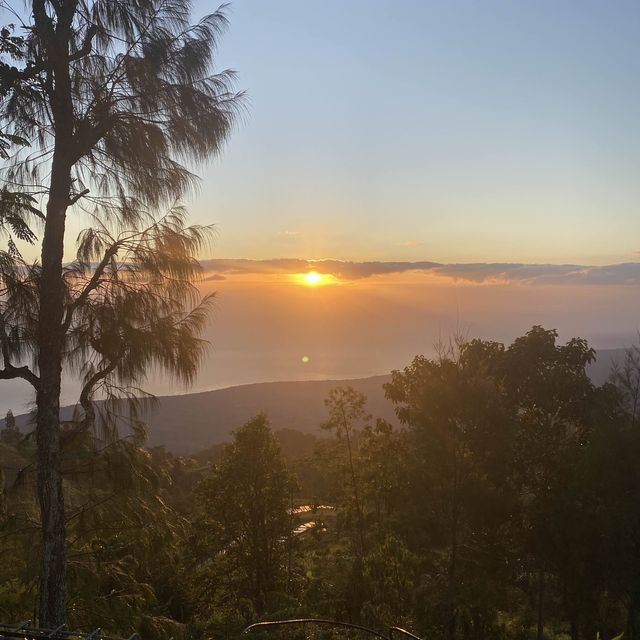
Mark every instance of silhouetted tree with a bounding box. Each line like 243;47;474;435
321;386;369;559
0;408;19;444
385;339;516;640
189;414;294;631
0;0;240;624
611;340;640;428
0;426;189;634
502;327;596;640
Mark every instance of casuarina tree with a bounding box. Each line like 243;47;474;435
0;0;239;625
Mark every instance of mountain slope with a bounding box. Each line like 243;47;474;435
9;348;625;455
137;375;395;454
12;375;394;455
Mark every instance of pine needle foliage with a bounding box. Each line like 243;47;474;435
1;0;241;223
0;205;216;439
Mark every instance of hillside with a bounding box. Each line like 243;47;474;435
8;348;624;455
11;375;394;455
139;375;396;454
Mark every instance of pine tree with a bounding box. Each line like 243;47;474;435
0;0;240;624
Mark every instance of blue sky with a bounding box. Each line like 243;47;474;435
175;0;640;264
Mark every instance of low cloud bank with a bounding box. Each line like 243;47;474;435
199;259;640;286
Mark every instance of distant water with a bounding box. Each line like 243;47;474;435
0;345;628;418
2;271;638;417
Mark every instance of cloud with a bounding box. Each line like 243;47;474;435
203;273;227;281
431;263;640;285
309;260;440;279
200;258;310;275
200;258;440;280
198;259;640;286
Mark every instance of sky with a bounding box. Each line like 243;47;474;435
3;1;640;414
171;0;640;265
5;0;640;264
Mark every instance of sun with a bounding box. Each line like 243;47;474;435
303;271;323;286
293;271;337;286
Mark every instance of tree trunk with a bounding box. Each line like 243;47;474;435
36;152;70;626
627;596;640;640
569;617;578;640
33;0;76;617
446;435;459;640
344;422;366;558
536;569;545;640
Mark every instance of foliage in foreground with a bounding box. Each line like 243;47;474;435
2;326;640;640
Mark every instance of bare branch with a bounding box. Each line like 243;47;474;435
0;314;39;388
78;353;122;430
68;187;90;206
69;24;98;62
0;364;39;388
62;240;120;333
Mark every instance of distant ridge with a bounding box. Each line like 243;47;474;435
12;375;395;455
133;374;396;454
9;349;624;455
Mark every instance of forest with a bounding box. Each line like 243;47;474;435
2;326;640;640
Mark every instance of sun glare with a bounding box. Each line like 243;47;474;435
291;271;338;286
304;271;322;285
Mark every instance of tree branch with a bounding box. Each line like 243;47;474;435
69;24;98;62
0;364;40;388
31;0;55;47
62;241;120;333
78;354;122;430
0;316;39;389
68;187;89;206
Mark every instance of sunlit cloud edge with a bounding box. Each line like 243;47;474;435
198;259;640;286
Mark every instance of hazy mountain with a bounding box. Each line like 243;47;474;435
135;375;398;454
10;375;394;455
7;349;625;455
586;348;624;386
